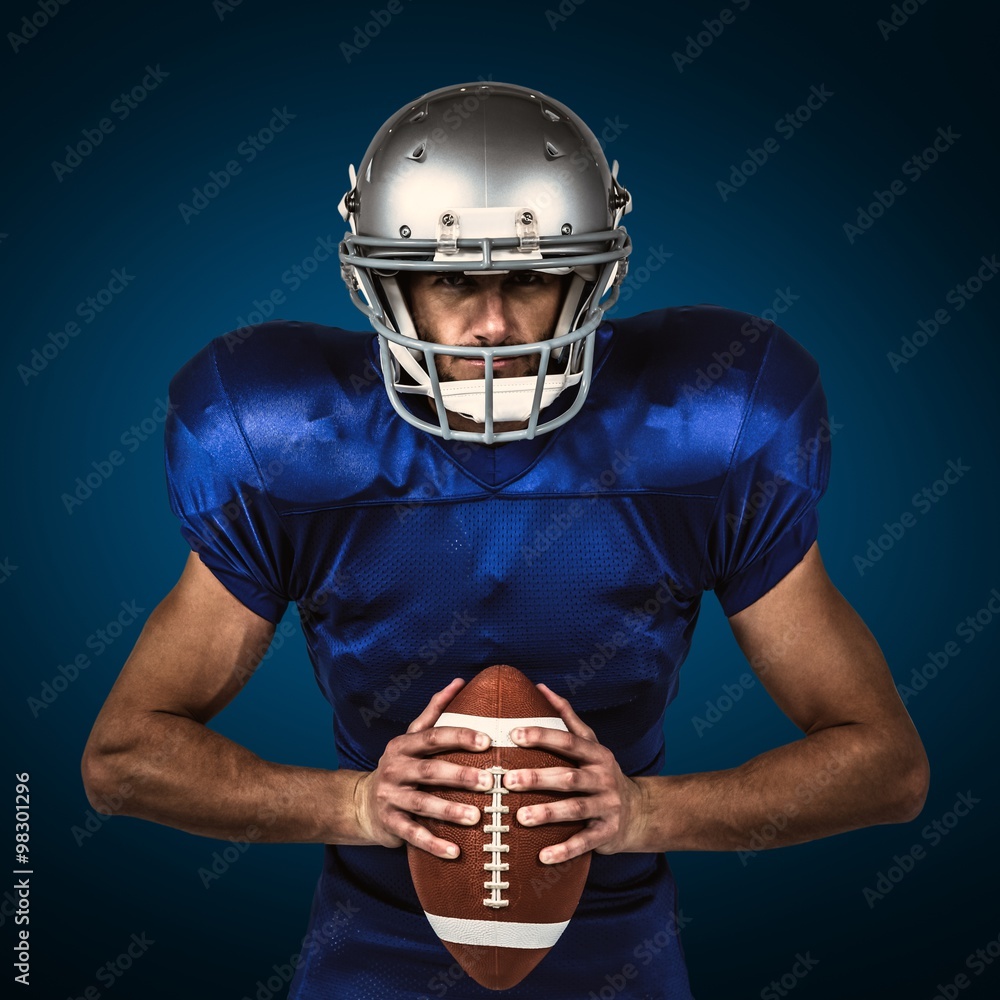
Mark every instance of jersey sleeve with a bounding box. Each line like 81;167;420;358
164;339;292;623
702;325;831;616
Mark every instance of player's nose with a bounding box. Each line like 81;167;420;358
467;284;510;346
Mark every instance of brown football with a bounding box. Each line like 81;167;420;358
407;664;591;991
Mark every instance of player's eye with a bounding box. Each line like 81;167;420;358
434;274;473;288
507;271;548;287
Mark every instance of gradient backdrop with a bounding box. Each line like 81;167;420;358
3;0;998;997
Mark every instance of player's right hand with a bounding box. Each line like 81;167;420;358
353;677;494;859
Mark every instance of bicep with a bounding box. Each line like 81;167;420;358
93;552;277;732
727;541;908;734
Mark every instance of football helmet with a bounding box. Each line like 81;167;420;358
338;81;632;444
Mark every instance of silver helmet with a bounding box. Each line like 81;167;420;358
338;81;632;444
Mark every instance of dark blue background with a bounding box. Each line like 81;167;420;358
3;0;998;997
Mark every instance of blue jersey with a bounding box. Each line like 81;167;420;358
164;305;830;999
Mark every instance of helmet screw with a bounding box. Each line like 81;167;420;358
441;213;455;226
561;223;573;235
399;225;411;238
520;211;534;224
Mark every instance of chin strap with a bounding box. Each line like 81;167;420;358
400;370;584;423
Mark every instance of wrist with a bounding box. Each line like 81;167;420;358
350;770;372;844
628;775;677;853
627;776;655;852
311;768;373;846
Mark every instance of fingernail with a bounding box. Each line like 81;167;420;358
519;808;533;825
510;728;525;742
475;733;490;748
540;849;554;864
505;773;519;788
477;772;493;790
464;808;478;823
445;845;458;858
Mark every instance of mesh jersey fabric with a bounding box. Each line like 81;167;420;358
163;305;831;999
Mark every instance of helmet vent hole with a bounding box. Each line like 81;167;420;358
408;108;428;123
408;142;427;161
544;141;563;159
542;108;561;122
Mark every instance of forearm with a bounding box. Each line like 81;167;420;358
633;723;922;853
84;712;368;845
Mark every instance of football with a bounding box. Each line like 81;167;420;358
407;664;591;990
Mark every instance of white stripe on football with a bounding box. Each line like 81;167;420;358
423;913;571;949
434;712;568;747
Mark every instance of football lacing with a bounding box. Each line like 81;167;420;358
482;766;510;909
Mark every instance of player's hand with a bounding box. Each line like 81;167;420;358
502;683;649;864
353;677;494;859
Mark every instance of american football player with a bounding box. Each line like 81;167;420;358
82;82;929;999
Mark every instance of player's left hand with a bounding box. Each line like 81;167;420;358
503;683;648;864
